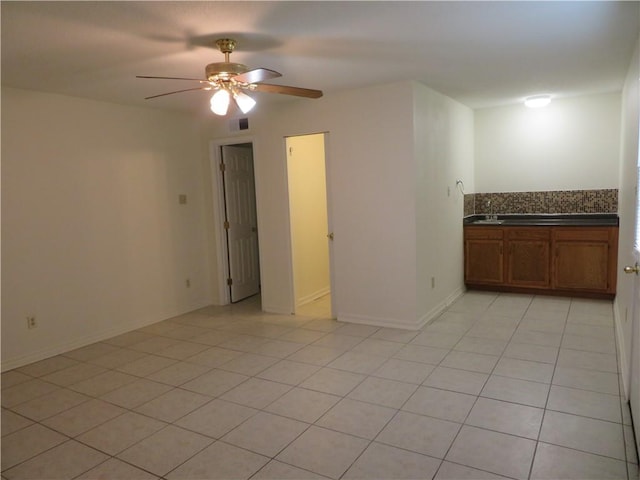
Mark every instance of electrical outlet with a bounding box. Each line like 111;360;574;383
185;278;191;288
27;316;37;329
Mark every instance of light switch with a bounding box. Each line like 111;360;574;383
179;194;187;205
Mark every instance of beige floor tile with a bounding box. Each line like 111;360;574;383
68;370;139;396
15;356;79;378
181;368;248;397
440;350;499;374
134;388;211;423
63;343;120;362
446;425;536;480
102;330;156;347
347;376;417;408
299;368;365;396
1;371;34;390
556;348;618;373
547;385;622;422
146;361;211;386
220;377;292;409
1;409;33;437
372;358;434;384
553;366;620;395
1;423;67;470
454;336;507;356
343;441;441;479
279;329;328;344
115;354;177;377
217;353;279;376
327;351;388;375
2;379;61;408
287;345;344;366
77;411;166;455
251;339;306;358
176;398;258;438
76;457;160;479
402;386;476;423
117;425;213;477
316;398;396;439
276;426;369;480
183;346;243;367
424;366;489;395
334;323;379;337
465;397;544;439
3;439;108;480
265;387;340;423
371;327;419;343
166;440;269;480
42;399;125;437
252;460;330;479
256;359;320;386
155;340;211;360
531;442;627;479
435;461;507;479
493;357;555;383
393;344;450;365
377;411;460;458
99;378;173;409
312;333;364;352
503;342;559;364
411;331;463;349
222;411;309;456
349;338;405;357
481;375;550;408
539;410;625;460
88;348;148;369
561;334;616;354
11;388;90;421
129;336;182;354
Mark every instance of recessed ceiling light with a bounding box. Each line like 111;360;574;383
524;95;551;108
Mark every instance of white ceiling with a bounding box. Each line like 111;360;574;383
2;1;638;116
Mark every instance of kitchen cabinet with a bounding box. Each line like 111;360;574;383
506;228;551;288
464;224;618;298
464;227;504;284
552;227;618;294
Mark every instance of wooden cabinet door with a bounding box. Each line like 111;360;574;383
552;228;617;293
464;227;504;284
506;228;550;288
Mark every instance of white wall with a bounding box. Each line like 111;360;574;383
205;81;473;329
475;93;621;193
1;87;212;370
413;83;474;322
287;134;331;308
614;35;640;399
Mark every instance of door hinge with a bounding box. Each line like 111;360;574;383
227;278;233;286
219;162;226;172
224;221;230;230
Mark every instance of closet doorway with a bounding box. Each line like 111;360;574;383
286;133;333;317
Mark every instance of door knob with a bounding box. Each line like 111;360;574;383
623;263;640;274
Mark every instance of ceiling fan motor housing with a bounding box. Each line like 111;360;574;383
205;62;249;82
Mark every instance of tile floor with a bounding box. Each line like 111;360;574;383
1;291;639;480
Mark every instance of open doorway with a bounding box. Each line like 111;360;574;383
286;133;333;318
218;143;260;303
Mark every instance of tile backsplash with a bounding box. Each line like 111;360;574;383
464;189;618;216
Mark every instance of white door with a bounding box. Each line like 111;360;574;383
630;262;639;459
221;144;260;302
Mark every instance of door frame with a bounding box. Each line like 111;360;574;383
210;136;259;305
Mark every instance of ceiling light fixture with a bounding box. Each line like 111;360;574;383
232;89;256;114
524;95;551;108
210;89;230;115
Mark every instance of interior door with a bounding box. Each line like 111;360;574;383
221;144;260;302
630;255;639;460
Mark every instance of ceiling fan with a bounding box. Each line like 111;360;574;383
137;38;323;115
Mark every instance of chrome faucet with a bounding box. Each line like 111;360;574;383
486;199;497;221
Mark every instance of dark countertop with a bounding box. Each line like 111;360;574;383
463;214;619;227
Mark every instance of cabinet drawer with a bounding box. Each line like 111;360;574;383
552;228;611;242
464;227;503;240
506;227;550;240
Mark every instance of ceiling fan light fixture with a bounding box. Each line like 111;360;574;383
233;90;256;114
210;89;230;115
524;94;551;108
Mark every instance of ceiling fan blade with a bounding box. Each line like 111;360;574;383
137;75;208;83
144;86;211;100
234;68;282;84
253;83;323;98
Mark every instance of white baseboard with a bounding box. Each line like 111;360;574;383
1;301;212;372
338;287;465;331
614;300;630;401
296;287;331;308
